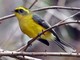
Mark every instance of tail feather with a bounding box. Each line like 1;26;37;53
54;39;65;52
50;30;76;52
56;37;72;47
55;38;76;53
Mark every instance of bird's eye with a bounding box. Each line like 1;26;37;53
19;9;24;13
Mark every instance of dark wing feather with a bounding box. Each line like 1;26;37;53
32;15;60;39
38;38;49;46
32;15;49;29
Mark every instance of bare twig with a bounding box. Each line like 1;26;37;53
11;55;42;60
29;0;38;9
0;49;41;60
32;6;80;12
9;56;28;60
17;21;80;51
0;14;15;21
10;55;42;60
0;6;80;21
0;51;80;57
56;11;80;25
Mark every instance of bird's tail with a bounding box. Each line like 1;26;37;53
54;37;76;53
50;30;76;53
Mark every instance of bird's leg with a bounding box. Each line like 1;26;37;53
42;30;45;35
37;29;45;38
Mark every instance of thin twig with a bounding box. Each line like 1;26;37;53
0;51;80;57
9;56;28;60
10;55;42;60
11;55;42;60
55;11;80;25
17;21;80;51
0;6;80;21
32;6;80;12
0;49;41;60
0;14;15;21
29;0;38;9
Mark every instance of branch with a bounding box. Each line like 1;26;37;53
11;55;42;60
0;6;80;21
0;51;80;57
17;21;80;51
0;14;15;21
32;6;80;12
0;49;41;60
29;0;38;9
55;11;80;24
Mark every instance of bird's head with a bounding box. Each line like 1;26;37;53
14;6;32;20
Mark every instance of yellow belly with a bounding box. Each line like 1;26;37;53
19;18;54;40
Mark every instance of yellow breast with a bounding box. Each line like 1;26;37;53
19;17;55;40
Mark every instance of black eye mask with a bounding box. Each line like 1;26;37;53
15;9;24;13
15;9;28;15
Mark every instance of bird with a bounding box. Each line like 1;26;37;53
14;6;76;52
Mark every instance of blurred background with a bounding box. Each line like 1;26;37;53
0;0;80;60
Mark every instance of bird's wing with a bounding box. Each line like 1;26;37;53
32;15;59;38
32;15;49;29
